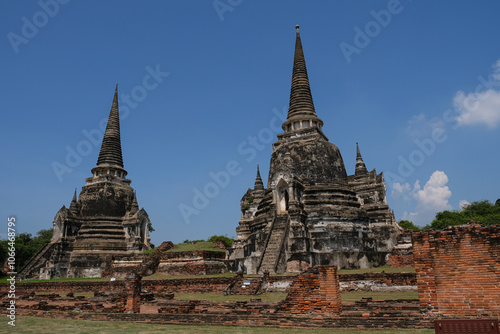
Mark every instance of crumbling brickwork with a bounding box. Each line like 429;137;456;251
125;274;141;313
413;224;500;318
388;250;414;268
388;230;414;268
278;265;341;315
0;266;431;329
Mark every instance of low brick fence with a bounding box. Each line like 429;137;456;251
1;271;416;296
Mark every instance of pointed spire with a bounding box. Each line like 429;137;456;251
130;191;139;215
355;142;368;175
254;165;265;192
69;188;79;214
280;26;325;138
96;85;123;168
287;25;316;120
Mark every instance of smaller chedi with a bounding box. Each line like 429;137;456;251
19;86;153;279
228;26;400;274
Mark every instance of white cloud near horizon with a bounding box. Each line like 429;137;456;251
454;59;500;129
412;171;452;211
392;171;452;226
459;199;470;210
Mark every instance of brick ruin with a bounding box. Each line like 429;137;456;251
388;229;414;268
5;223;500;329
102;241;228;278
1;266;427;329
413;223;500;318
277;266;341;315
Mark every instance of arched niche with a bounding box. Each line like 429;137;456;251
276;179;290;214
51;216;63;242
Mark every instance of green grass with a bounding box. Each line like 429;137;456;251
14;317;434;334
338;265;415;275
174;292;288;302
143;247;157;254
341;291;419;303
165;241;227;253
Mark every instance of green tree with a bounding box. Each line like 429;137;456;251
0;228;52;272
431;200;500;229
398;220;421;232
208;235;234;247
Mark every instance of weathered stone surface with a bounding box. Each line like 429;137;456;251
19;86;152;280
229;27;400;274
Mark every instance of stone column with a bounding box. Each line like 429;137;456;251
318;265;342;314
125;273;142;313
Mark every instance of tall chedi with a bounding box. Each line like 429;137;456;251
229;26;399;274
19;86;152;280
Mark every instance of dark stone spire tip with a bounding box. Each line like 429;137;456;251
286;25;317;121
254;164;264;192
96;85;124;168
355;142;368;175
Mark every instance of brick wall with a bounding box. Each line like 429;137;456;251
1;272;415;296
388;249;414;268
1;280;126;294
156;251;227;275
278;265;341;315
0;277;235;295
413;224;500;317
143;277;234;294
159;250;226;260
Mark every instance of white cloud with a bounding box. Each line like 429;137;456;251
393;171;453;226
454;90;500;128
459;199;470;210
401;211;418;221
405;113;445;138
412;170;452;211
454;59;500;129
392;182;411;199
493;59;500;81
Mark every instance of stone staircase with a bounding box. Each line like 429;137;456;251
258;214;289;274
17;242;55;279
72;221;127;251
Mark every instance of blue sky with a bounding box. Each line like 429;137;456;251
1;1;500;245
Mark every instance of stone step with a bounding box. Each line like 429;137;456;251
77;234;126;240
81;221;124;225
78;229;125;236
79;224;125;229
258;215;289;273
